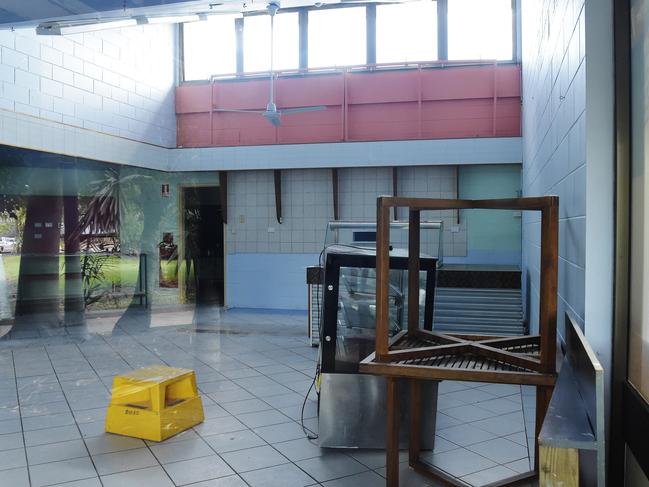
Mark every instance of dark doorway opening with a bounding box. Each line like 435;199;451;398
183;186;224;305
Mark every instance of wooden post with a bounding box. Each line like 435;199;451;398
409;379;422;467
539;197;559;373
535;384;553;471
408;209;421;334
536;197;558;472
540;445;579;487
376;197;391;360
386;378;400;487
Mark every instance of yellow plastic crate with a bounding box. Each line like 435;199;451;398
105;366;204;442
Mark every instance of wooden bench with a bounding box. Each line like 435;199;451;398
538;313;605;486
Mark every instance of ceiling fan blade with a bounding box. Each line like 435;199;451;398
213;109;266;114
262;111;282;126
279;106;327;115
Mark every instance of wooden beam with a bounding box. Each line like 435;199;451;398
476;335;541;348
386;343;471;362
386;378;400;487
377;196;558;212
409;380;421;467
359;361;557;386
536;385;554;470
469;343;542;372
332;168;339;221
539;445;579;486
539;200;559;373
274;169;282;224
375;198;391;360
414;329;467;344
219;171;228;224
408;209;420;334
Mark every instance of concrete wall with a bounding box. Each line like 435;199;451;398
521;0;586;336
522;0;615;452
0;24;177;148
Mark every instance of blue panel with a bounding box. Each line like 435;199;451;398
226;253;320;310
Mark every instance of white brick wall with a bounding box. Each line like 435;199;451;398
521;0;586;334
226;166;466;257
0;24;176;148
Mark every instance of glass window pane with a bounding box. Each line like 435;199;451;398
308;7;366;68
629;0;649;402
447;0;513;61
376;1;437;63
183;15;238;79
244;12;299;72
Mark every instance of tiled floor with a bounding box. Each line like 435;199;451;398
0;307;537;487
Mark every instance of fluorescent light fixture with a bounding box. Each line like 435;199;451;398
136;14;202;25
36;18;137;35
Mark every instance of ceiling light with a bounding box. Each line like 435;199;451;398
36;18;137;36
136;14;202;25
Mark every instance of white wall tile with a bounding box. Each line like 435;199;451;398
0;24;176;150
521;0;586;333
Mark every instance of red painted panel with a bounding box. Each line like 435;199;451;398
177;113;211;147
277;107;343;144
421;67;496;101
346;70;419;105
212;111;276;145
347;103;420;140
496;67;521;98
213;79;270;110
176;84;212;114
176;63;521;148
275;75;344;108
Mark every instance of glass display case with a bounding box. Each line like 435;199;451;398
320;245;437;374
317;244;439;448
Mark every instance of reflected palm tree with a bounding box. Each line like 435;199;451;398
71;169;151;333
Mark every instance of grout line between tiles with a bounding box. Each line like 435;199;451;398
10;350;31;487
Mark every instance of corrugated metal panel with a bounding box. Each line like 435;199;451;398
308;282;322;346
433;287;525;335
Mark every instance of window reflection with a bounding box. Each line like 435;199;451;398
376;1;438;63
308;7;366;68
0;148;222;335
183;14;238;79
244;12;299;72
448;0;513;61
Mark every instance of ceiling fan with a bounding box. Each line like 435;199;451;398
213;1;326;126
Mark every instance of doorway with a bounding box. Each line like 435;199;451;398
181;186;224;305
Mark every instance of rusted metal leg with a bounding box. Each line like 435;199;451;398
387;377;400;487
534;384;553;471
409;379;421;467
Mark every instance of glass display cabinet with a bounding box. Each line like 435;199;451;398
317;242;439;448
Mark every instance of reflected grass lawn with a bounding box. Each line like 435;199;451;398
0;254;140;290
